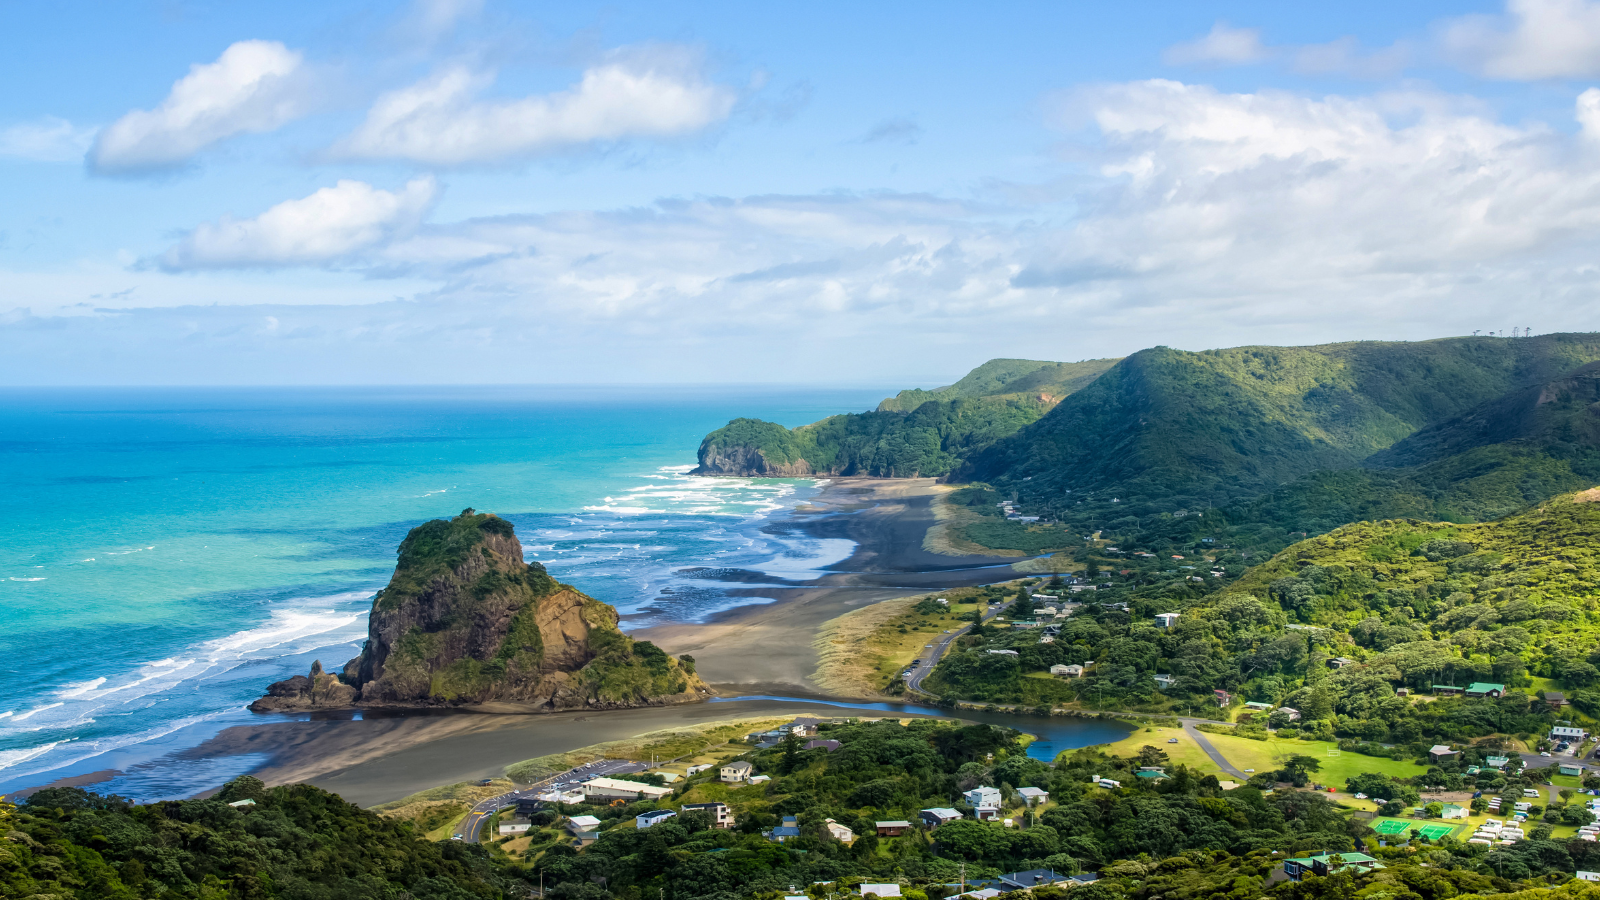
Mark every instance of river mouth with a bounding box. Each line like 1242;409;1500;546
710;694;1133;762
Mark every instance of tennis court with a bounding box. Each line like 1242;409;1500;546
1371;819;1458;840
1415;823;1456;840
1373;819;1412;835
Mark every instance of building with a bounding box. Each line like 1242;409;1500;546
1561;764;1587;777
1552;726;1586;742
1328;657;1356;669
720;761;753;783
768;816;802;842
986;649;1019;657
1429;745;1459;762
685;763;712;776
499;818;531;835
681;802;734;829
535;788;586;805
1154;673;1177;689
876;820;912;837
974;806;1001;821
1154;612;1180;628
1545;692;1568;709
1275;706;1302;722
826;819;855;842
1017;787;1049;805
1431;685;1463;696
964;786;1002;809
1576;872;1600;883
566;815;602;835
1466;682;1507;699
783;717;824;736
1441;804;1469;819
1396;687;1410;697
1136;767;1169;781
636;810;677;829
1282;852;1384;882
1484;756;1510;769
805;739;841;752
1242;701;1273;713
1050;664;1079;677
581;777;674;802
859;885;902;898
1214;689;1232;706
921;807;964;827
999;869;1073;890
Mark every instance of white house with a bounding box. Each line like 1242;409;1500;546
581;777;674;802
1154;673;1177;689
566;815;602;835
499;819;531;835
964;786;1002;809
721;761;754;782
1017;787;1049;805
685;763;712;776
1552;726;1587;741
1275;707;1302;721
1154;612;1180;628
637;810;677;829
681;802;734;829
537;788;586;805
826;819;855;843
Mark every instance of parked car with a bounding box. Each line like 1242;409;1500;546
1168;738;1179;744
1541;751;1552;757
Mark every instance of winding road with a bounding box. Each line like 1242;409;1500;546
459;758;647;844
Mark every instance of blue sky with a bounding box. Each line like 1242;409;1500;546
6;0;1600;385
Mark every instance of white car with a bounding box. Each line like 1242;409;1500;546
1353;792;1368;799
1541;751;1552;757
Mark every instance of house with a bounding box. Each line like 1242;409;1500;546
499;818;532;835
999;869;1073;890
876;820;912;837
1136;767;1169;781
1431;684;1463;696
974;806;1001;821
226;799;255;808
1154;673;1177;689
768;816;802;842
685;763;712;776
1282;852;1384;882
826;819;855;842
535;788;586;805
1017;787;1049;805
805;739;842;752
1214;689;1232;706
1154;612;1180;628
566;815;602;835
1561;764;1587;777
1466;682;1507;699
636;810;677;829
1243;701;1274;712
681;802;734;829
1552;726;1586;742
1094;777;1122;788
1545;692;1568;709
921;807;964;827
1276;706;1302;722
1429;745;1459;762
986;649;1019;657
964;786;1002;809
720;761;753;783
859;885;902;898
1485;756;1510;769
1328;657;1357;669
1050;664;1079;677
784;717;824;736
582;777;674;802
1396;687;1410;697
1577;872;1600;882
1441;804;1469;819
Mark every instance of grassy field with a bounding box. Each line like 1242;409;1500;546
1200;732;1426;784
1086;726;1227;776
812;587;994;696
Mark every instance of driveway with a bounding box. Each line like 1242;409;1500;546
1180;719;1247;780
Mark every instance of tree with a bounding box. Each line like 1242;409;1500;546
1136;745;1170;768
1280;755;1322;786
781;732;801;774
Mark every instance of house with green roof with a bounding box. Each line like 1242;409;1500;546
1485;755;1510;768
1136;767;1169;780
1282;853;1383;882
1466;682;1506;698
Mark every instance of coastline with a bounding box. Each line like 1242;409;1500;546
7;476;1032;808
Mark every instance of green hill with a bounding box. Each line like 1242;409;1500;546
691;357;1117;477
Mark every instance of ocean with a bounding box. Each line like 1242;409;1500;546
0;385;892;799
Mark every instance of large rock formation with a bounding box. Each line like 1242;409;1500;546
252;509;707;712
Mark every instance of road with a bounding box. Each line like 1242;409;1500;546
904;598;1016;694
1180;720;1247;779
459;758;648;844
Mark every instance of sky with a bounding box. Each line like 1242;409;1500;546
6;0;1600;385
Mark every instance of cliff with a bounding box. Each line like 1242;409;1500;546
252;509;707;712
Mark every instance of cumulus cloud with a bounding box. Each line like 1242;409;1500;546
90;40;313;173
0;117;96;162
1162;23;1268;66
1439;0;1600;79
334;46;737;165
160;178;437;270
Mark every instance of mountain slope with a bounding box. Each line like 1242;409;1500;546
965;334;1600;515
692;356;1117;477
254;509;705;711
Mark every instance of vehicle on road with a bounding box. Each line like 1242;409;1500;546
1541;751;1552;757
452;833;463;841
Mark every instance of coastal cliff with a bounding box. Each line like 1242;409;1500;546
252;509;707;712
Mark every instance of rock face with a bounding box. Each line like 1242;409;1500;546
693;442;818;477
251;509;707;712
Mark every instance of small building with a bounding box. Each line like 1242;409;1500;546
499;818;531;835
826;819;855;842
1038;634;1055;644
226;799;255;808
1000;869;1073;890
805;739;841;752
1136;767;1169;781
681;802;734;829
921;807;963;827
1243;701;1273;712
1546;692;1568;709
986;649;1019;657
768;822;802;842
1576;872;1600;883
974;806;1001;821
876;820;912;837
636;810;677;829
535;788;586;805
1017;786;1049;805
1154;673;1177;689
748;775;772;784
784;717;824;736
1282;852;1384;882
1050;664;1079;677
1561;764;1586;777
1395;687;1410;697
1275;706;1302;722
1328;657;1356;669
1428;745;1459;762
964;786;1002;809
1466;682;1506;699
1441;804;1469;819
1214;689;1232;706
1154;612;1180;629
685;763;712;776
1484;756;1510;769
720;761;754;783
566;815;602;835
582;777;674;802
859;885;902;898
1431;685;1464;696
1552;726;1586;742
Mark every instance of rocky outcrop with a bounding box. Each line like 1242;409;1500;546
692;443;818;477
251;509;708;712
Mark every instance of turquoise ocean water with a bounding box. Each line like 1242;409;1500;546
0;385;892;798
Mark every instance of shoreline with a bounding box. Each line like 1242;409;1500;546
7;477;1035;808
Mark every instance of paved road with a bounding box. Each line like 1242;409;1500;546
904;599;1013;694
1180;720;1246;779
460;759;648;843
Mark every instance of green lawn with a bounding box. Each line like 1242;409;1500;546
1198;733;1426;784
1087;726;1226;776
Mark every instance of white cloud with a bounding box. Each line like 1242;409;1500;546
0;117;96;162
160;178;437;270
335;46;737;165
1162;23;1269;66
90;40;313;173
399;0;483;42
1440;0;1600;79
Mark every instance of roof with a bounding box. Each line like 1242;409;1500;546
1547;692;1568;700
805;739;841;751
1430;745;1457;754
859;886;902;898
722;760;752;771
1136;771;1169;779
876;820;912;827
1294;852;1379;865
584;777;673;797
1001;869;1070;888
1017;786;1049;797
1466;682;1506;693
1244;701;1273;709
568;815;601;827
922;807;962;818
638;809;676;821
1431;685;1463;690
771;827;801;837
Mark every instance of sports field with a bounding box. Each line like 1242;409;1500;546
1371;818;1458;840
